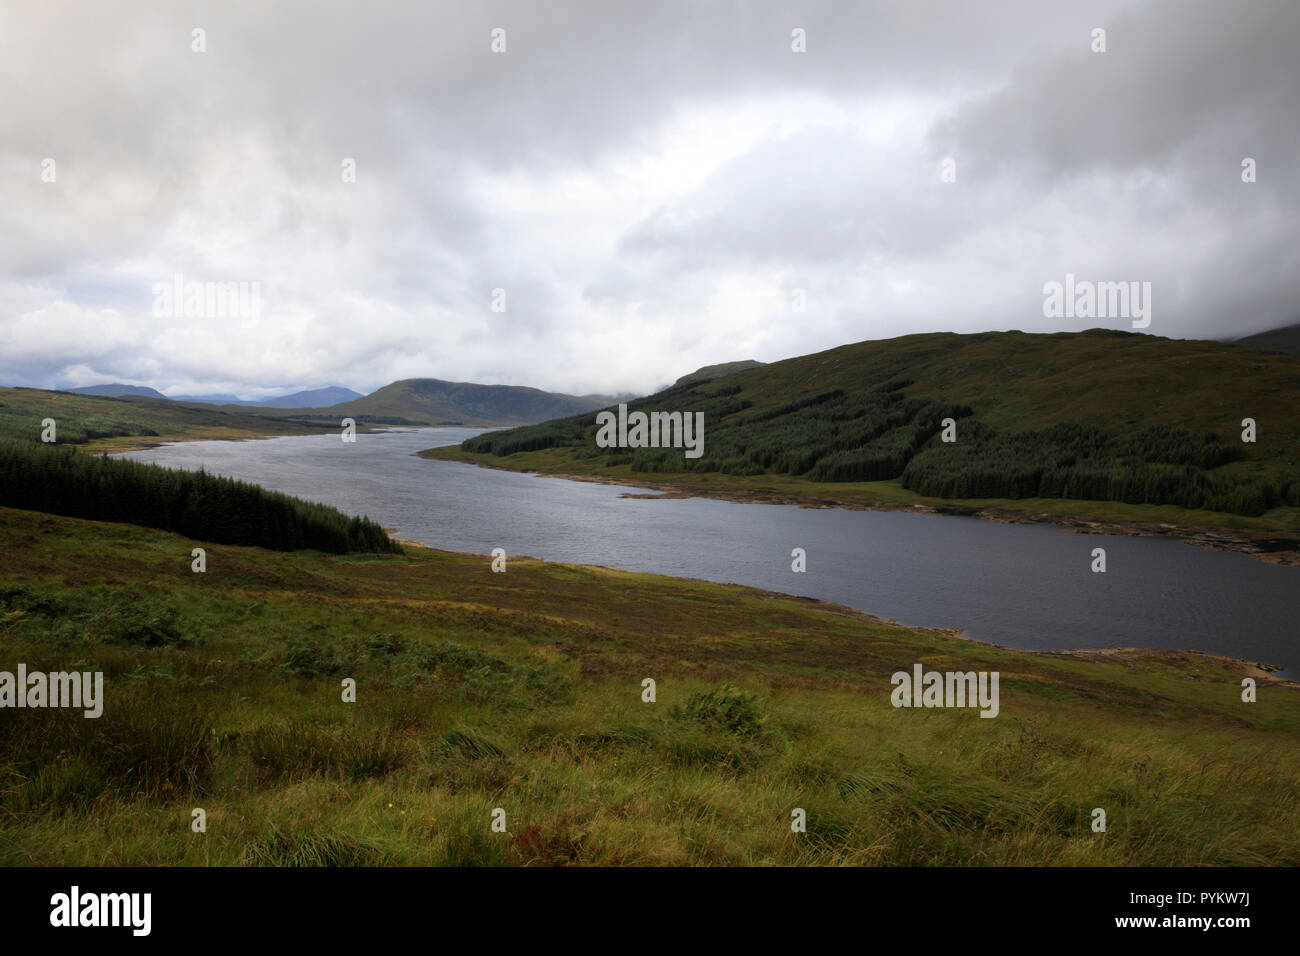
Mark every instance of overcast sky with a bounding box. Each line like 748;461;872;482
2;0;1297;399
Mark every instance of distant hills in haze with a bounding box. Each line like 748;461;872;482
66;383;169;400
312;379;618;426
67;383;364;408
57;378;622;427
49;317;1300;431
1231;321;1300;357
234;386;364;408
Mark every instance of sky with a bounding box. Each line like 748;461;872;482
2;0;1297;399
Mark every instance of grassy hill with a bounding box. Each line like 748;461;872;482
322;378;615;425
222;378;618;427
0;386;340;451
67;383;168;400
424;329;1300;536
1;504;1296;865
673;360;766;387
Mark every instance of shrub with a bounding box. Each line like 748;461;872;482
673;685;769;737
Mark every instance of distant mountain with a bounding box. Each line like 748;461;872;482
167;386;364;408
307;378;615;426
257;386;364;408
168;392;244;404
66;384;167;400
672;360;766;388
1232;322;1300;357
52;378;610;425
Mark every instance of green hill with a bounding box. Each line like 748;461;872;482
0;386;338;450
424;329;1300;532
673;360;766;387
269;377;617;426
67;383;168;400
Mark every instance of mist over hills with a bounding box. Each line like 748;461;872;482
1231;322;1300;357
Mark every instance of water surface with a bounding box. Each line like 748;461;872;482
122;428;1300;676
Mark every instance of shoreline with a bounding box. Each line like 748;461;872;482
98;422;408;455
418;449;1300;567
91;431;1297;683
389;534;1298;687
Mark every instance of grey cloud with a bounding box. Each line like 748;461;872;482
0;0;1294;396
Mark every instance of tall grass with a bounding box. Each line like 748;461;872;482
1;506;1297;866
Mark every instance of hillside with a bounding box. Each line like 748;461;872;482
277;378;618;426
2;504;1296;865
0;386;338;450
67;383;167;399
423;329;1300;536
257;386;364;408
0;438;397;554
1233;322;1300;357
673;360;766;387
43;378;615;428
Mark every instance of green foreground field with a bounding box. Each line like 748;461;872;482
1;506;1296;866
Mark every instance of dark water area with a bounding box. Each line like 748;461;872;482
121;427;1300;677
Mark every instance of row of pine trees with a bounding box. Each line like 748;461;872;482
0;438;400;554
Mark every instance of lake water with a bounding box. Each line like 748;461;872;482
121;427;1299;676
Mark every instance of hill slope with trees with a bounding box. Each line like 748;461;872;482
424;329;1300;528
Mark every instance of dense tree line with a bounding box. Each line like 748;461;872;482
900;422;1294;516
0;414;158;444
0;438;400;553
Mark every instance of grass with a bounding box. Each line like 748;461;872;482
0;504;1296;866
